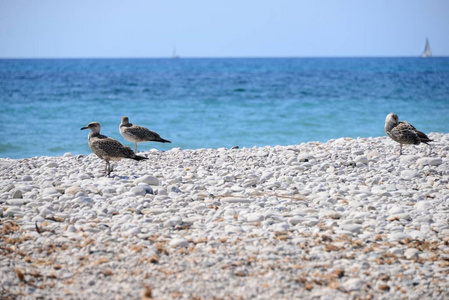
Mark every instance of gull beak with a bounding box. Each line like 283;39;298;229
81;126;88;130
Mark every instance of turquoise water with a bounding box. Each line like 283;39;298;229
1;58;448;159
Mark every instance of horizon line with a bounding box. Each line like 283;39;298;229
1;55;448;60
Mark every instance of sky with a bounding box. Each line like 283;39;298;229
1;0;448;58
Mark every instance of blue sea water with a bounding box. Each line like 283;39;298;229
0;58;448;159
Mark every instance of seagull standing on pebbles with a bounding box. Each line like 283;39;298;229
119;116;171;152
384;112;433;155
81;122;148;175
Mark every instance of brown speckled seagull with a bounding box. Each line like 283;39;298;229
384;112;433;155
81;122;148;175
119;116;171;152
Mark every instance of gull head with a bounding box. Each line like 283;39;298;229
385;113;399;124
384;112;399;133
81;122;101;133
121;116;130;125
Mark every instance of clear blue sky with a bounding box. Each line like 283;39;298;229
1;0;448;58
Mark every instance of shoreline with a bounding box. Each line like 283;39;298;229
4;132;447;161
1;134;448;299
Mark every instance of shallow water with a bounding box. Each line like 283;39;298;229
1;57;448;158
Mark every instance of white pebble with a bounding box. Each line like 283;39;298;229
404;248;420;259
343;278;365;292
134;175;160;186
417;157;443;166
400;170;420;179
170;238;189;248
130;186;147;196
354;155;368;164
221;197;252;204
245;213;264;223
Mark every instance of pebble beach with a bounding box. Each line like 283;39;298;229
1;133;448;299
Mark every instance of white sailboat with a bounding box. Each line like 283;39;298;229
421;38;432;58
172;47;180;59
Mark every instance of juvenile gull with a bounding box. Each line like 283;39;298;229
384;112;433;155
81;122;148;175
119;116;171;152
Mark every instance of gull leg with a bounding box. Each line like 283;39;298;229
135;142;138;153
399;144;403;155
106;160;111;176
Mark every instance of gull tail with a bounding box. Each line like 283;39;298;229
417;131;433;144
132;154;149;161
157;138;171;143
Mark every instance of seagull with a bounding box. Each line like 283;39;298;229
81;122;148;175
384;112;433;155
119;116;171;152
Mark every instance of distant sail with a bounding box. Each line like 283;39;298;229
421;38;432;58
172;47;180;59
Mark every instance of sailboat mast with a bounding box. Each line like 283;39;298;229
421;38;432;58
172;47;179;59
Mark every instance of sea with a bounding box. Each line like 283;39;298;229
0;57;448;159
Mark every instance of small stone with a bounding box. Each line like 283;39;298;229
415;201;431;212
414;215;432;223
54;213;69;221
43;162;58;168
6;199;27;206
400;170;420;179
272;222;290;232
388;232;411;241
388;206;405;215
288;216;304;225
170;238;188;248
400;155;419;163
130;186;148;196
43;187;61;196
194;204;207;212
387;213;411;221
12;190;23;199
246;213;264;223
326;211;343;219
234;268;248;277
386;184;397;191
354;156;368;164
168;185;181;193
39;206;53;217
66;225;77;233
164;216;183;228
65;185;81;195
404;248;420;259
22;175;33;181
417;157;443;166
343;278;365;292
4;207;22;217
134;175;159;186
298;154;314;162
126;227;141;235
2;184;15;192
32;215;45;222
221;197;251;204
116;215;133;224
225;225;244;234
389;247;404;256
256;150;268;157
303;220;319;227
101;187;116;194
339;224;363;233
